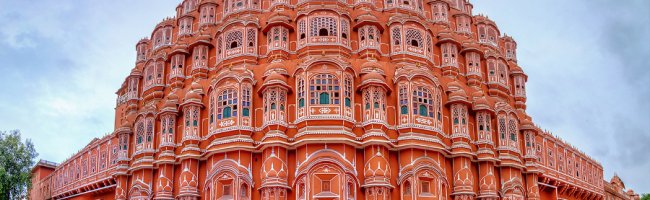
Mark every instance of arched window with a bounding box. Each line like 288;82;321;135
210;94;215;124
404;180;412;195
218;89;238;119
268;26;289;51
432;2;448;22
241;184;249;199
310;17;337;37
477;112;492;142
146;118;154;143
242;86;251;117
319;28;329;36
247;28;256;48
226;30;243;49
170;54;185;78
487;59;497;83
497;61;508;85
405;29;423;48
193;45;209;69
136;120;144;145
341;19;349;39
298;78;305;108
412;86;433;117
298;19;307;40
441;43;458;67
498;116;506;141
508;117;518;143
466;52;481;75
392;28;401;45
399;85;408;115
192;107;199;127
344;76;352;107
309;74;340;105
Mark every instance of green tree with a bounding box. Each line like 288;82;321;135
641;193;650;200
0;130;38;199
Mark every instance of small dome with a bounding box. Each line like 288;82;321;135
167;92;179;101
446;80;462;92
120;119;132;129
447;87;470;106
163;99;177;110
356;13;379;22
265;71;288;84
360;60;382;70
184;90;202;101
200;0;218;5
130;68;142;76
267;13;291;24
449;89;468;99
265;62;286;72
472;92;493;111
190;82;204;94
361;70;386;83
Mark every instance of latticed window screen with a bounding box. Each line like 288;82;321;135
146;118;154;143
405;28;423;47
218;89;238;119
136;120;145;144
372;88;383;109
247;28;256;47
412;86;433;117
508;118;517;142
310;17;337;37
309;74;340;105
341;19;349;38
191;107;199;127
499;117;506;140
399;85;408;114
242;86;251;116
344;76;352;107
299;19;306;39
392;28;401;45
226;30;243;49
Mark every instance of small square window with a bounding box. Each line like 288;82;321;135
420;181;430;194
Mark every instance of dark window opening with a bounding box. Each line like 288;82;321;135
319;28;329;36
230;42;239;48
410;40;419;47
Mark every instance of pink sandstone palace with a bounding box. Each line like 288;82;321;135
28;0;641;199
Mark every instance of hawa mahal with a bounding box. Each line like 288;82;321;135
29;0;641;200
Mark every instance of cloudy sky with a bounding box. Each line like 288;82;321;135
0;0;648;193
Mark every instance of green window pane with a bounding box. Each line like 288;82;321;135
223;107;232;118
243;108;250;117
418;105;427;117
319;92;330;104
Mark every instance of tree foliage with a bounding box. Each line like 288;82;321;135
641;193;650;200
0;130;38;199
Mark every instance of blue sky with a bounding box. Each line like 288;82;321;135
0;0;648;193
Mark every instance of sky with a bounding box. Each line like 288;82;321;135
0;0;648;194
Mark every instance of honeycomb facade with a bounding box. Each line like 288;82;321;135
28;0;634;200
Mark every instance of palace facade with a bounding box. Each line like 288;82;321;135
29;0;640;200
